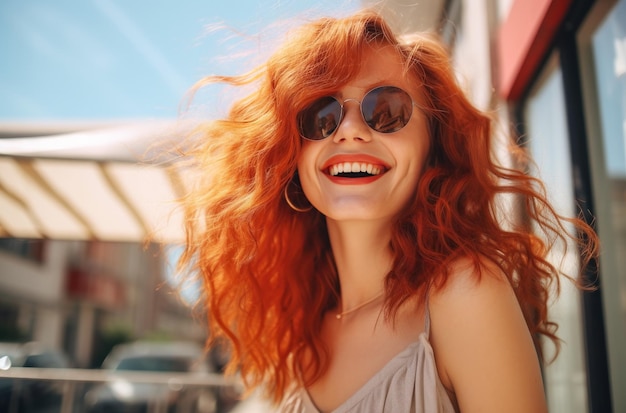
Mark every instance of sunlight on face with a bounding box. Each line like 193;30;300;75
297;45;430;224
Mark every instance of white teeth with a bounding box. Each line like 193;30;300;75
329;162;383;176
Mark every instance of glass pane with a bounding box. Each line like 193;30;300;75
524;60;588;413
584;0;626;409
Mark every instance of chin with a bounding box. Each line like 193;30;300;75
322;206;395;223
316;195;404;220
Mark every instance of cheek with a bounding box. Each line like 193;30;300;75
410;125;432;171
296;147;317;194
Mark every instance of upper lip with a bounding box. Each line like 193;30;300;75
321;154;389;176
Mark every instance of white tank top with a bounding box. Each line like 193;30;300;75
278;305;459;412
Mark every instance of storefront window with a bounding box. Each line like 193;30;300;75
524;57;588;413
0;238;45;263
579;0;626;410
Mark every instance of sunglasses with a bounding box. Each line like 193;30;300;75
297;85;418;141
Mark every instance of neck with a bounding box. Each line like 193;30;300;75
326;219;393;310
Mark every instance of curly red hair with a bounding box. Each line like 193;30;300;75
178;10;598;403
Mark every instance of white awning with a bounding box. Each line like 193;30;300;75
0;120;196;244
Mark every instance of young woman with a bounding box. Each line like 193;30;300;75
178;10;598;413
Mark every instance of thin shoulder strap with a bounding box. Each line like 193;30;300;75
424;295;432;339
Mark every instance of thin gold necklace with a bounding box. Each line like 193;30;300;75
335;291;385;320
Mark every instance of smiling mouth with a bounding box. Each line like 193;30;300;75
328;162;385;177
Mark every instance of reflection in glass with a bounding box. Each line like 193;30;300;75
369;87;411;132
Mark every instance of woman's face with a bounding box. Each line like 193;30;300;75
297;45;431;223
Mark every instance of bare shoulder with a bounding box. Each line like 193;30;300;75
429;257;515;310
429;257;548;413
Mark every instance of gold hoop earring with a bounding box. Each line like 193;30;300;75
284;181;313;213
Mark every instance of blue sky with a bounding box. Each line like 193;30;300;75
0;0;360;121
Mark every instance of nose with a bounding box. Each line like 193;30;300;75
332;100;372;143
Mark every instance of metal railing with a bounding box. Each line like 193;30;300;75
0;367;243;413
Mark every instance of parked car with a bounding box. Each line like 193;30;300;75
83;341;220;413
0;341;71;413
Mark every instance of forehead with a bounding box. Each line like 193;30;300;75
339;45;421;98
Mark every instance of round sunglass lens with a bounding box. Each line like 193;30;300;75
362;86;413;133
299;97;342;140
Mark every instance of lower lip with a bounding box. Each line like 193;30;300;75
326;174;385;184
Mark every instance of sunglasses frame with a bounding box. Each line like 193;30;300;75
297;85;420;141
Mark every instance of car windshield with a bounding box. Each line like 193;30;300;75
115;356;191;372
23;352;68;368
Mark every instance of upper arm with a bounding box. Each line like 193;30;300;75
429;259;548;413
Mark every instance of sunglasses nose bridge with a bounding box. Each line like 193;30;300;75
331;98;373;143
340;97;365;122
341;97;361;110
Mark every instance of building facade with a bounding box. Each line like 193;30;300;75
0;239;204;368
